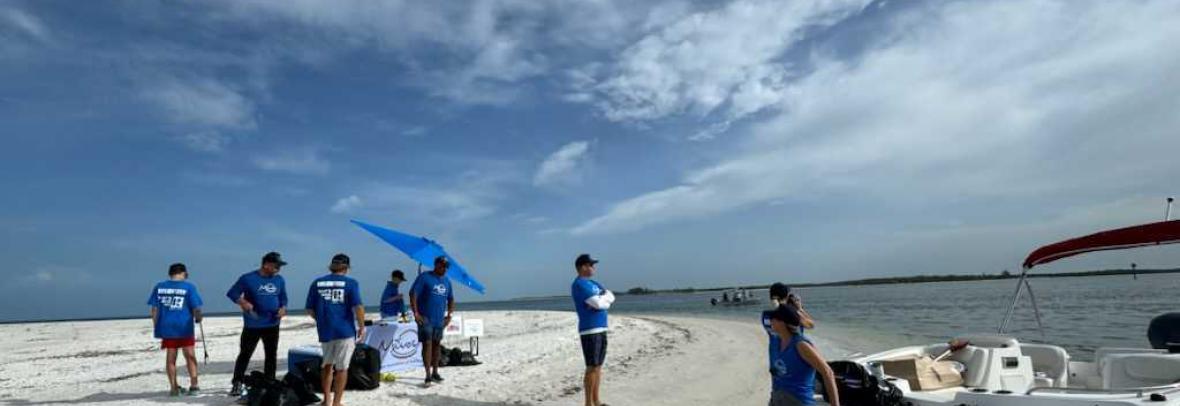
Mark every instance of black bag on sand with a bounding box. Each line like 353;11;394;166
822;361;903;406
439;345;482;367
296;361;323;393
345;343;381;390
243;371;285;406
280;373;321;406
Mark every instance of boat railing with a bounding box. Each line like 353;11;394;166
1026;384;1180;397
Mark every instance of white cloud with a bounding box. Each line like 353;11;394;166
253;147;331;175
533;141;592;187
339;164;522;224
1;7;51;43
143;76;256;130
331;195;363;213
585;0;871;124
176;131;231;153
574;0;1180;235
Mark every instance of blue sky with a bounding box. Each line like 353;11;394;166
2;0;1179;321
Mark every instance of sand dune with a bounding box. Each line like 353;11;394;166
0;311;822;406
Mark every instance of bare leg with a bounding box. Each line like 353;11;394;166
583;367;594;406
420;341;433;385
431;340;443;376
592;367;603;406
332;367;348;406
166;348;179;390
181;347;199;388
320;365;333;406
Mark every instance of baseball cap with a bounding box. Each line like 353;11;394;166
331;253;350;266
575;254;599;268
168;263;187;276
262;251;288;267
391;270;405;281
769;303;801;326
769;282;790;299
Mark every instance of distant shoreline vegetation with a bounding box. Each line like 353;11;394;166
618;268;1180;296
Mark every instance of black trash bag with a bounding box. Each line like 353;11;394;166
822;361;903;406
243;371;286;406
296;361;323;393
346;343;381;390
280;372;321;406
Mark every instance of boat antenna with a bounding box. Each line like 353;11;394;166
1167;197;1174;221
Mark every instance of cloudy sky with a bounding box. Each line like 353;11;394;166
2;0;1178;321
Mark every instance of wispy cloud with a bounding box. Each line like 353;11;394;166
1;7;51;44
176;131;231;153
574;0;1180;234
330;195;363;214
143;76;256;130
335;163;523;225
581;0;871;126
253;147;331;175
533;141;592;187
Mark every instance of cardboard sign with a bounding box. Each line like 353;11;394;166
444;315;463;336
463;319;484;337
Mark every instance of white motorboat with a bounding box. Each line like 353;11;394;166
826;219;1180;406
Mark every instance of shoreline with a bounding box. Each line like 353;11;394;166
0;310;825;405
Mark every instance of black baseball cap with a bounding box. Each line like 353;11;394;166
331;253;350;266
262;251;288;267
769;282;790;299
769;303;801;326
168;263;187;276
575;254;599;268
391;270;405;281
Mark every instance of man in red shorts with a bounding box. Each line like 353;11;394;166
148;263;205;396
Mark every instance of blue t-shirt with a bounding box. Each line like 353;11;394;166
380;281;404;316
305;274;363;342
147;280;203;339
411;272;453;328
571;277;608;334
763;305;806;361
771;334;817;404
226;270;288;328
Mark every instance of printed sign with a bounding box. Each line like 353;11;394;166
363;322;423;373
444;315;463;336
463;319;484;338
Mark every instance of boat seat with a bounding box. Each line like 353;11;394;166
1081;348;1166;389
946;346;988;388
1102;353;1180;389
1021;343;1069;388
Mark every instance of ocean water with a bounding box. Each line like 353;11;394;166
460;273;1180;361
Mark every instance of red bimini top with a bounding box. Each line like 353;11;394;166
1023;220;1180;269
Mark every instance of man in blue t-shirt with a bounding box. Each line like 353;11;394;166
571;253;613;406
761;283;816;367
306;253;365;406
380;269;407;320
410;256;455;387
225;251;289;396
147;263;204;397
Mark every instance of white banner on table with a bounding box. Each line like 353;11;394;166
363;322;423;373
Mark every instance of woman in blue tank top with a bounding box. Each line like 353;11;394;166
767;304;840;406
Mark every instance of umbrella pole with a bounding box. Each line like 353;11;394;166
418;263;422;275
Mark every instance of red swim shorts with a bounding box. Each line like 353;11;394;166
161;337;196;349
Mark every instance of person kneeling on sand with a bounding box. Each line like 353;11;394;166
147;262;204;397
767;304;839;406
306;253;365;406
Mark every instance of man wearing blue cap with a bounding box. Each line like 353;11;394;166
571;254;613;406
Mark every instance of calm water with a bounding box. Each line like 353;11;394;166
460;273;1180;360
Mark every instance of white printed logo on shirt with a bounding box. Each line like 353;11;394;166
157;288;187;310
258;283;278;294
317;280;346;304
432;283;448;296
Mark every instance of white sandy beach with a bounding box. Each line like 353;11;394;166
0;311;853;406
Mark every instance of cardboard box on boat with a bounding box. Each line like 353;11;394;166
879;356;963;391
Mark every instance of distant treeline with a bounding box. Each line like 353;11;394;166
624;268;1180;295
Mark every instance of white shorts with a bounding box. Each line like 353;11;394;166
321;338;356;371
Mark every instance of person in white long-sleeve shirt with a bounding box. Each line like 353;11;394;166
571;254;613;406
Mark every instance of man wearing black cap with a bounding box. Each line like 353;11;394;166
410;256;455;387
225;251;289;396
571;254;613;406
306;253;365;406
380;269;408;321
761;283;815;369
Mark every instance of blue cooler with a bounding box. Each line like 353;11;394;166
287;345;323;379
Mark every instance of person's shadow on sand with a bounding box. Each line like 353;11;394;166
1;391;228;405
403;393;534;406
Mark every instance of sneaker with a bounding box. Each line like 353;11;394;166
421;378;433;388
169;386;182;397
229;383;243;397
187;386;200;396
431;372;444;382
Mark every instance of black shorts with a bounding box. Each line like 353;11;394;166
580;332;608;367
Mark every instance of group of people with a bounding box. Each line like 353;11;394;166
146;251;456;406
148;250;837;406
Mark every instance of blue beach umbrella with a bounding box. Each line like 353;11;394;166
350;219;486;294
